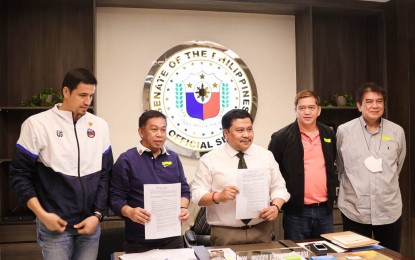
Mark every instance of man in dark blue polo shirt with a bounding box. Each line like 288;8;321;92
109;110;191;253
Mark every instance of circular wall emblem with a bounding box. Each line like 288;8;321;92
143;41;258;158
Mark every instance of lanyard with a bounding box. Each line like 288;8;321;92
359;117;383;158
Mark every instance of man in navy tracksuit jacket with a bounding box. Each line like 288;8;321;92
9;68;113;260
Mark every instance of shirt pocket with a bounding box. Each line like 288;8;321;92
379;138;399;157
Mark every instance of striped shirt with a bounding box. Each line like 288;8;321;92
336;116;406;225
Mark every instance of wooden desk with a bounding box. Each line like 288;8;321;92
113;241;412;259
377;248;413;260
294;239;413;260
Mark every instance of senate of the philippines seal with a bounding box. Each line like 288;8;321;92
143;41;258;158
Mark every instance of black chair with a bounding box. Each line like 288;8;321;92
97;227;125;260
184;207;211;247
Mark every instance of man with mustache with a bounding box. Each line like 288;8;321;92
336;82;406;251
268;90;337;240
191;109;290;246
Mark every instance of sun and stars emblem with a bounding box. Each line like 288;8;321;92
186;73;219;103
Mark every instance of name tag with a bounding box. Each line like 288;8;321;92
381;135;392;141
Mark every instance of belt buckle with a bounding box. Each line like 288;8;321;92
241;225;251;230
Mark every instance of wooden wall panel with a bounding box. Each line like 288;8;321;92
0;242;42;260
96;0;385;14
295;8;314;91
313;13;369;102
385;0;413;256
5;0;94;106
366;13;386;88
0;0;6;105
408;1;415;236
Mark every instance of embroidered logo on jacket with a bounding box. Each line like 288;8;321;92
87;128;95;138
162;161;173;167
56;130;63;137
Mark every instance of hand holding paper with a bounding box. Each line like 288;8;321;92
126;207;151;225
235;168;268;219
144;183;181;240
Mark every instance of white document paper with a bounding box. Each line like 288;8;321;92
119;248;196;260
235;168;268;219
144;183;181;239
333;233;372;244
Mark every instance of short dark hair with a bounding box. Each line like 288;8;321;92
139;110;167;128
61;68;97;92
294;90;320;106
221;109;253;130
355;82;386;104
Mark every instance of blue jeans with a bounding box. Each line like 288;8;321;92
283;206;333;240
37;219;101;260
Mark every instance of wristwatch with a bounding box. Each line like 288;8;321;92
271;203;282;214
92;212;104;222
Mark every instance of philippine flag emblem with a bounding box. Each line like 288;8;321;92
183;72;221;120
87;128;95;138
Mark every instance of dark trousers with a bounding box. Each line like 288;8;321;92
341;213;402;252
283;205;333;240
124;236;184;254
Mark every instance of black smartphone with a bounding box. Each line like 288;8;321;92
314;243;328;251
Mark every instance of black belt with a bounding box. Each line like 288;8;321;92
304;201;328;208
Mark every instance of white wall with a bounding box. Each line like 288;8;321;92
96;8;297;181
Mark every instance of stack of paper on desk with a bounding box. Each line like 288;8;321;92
321;231;379;249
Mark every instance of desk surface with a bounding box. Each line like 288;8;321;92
215;242;412;260
113;241;412;259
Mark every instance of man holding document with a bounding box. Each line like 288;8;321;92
191;109;290;246
109;110;191;253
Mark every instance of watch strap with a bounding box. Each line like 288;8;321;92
92;212;103;222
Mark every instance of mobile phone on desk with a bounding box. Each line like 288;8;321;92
313;243;328;251
308;243;330;256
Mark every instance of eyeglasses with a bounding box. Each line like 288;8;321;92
297;105;318;112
